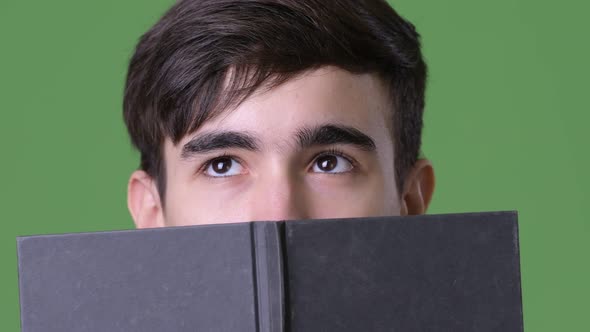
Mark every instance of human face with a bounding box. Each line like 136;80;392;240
159;67;400;226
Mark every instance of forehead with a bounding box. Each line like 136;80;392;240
177;67;393;148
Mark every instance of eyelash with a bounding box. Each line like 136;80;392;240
198;148;357;177
310;148;357;171
198;152;240;176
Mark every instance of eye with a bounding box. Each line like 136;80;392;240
311;154;353;174
204;156;245;177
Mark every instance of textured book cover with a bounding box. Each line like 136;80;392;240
17;211;523;331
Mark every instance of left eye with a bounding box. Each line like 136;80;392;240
311;155;353;174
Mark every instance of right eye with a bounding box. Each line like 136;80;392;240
203;156;245;177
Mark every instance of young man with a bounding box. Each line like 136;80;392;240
124;0;435;228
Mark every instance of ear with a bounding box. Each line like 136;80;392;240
127;170;165;228
399;159;435;216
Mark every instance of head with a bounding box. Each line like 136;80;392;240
124;0;435;228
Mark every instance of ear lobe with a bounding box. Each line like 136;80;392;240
400;159;435;216
127;170;165;228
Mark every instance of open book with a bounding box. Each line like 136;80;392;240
17;211;523;331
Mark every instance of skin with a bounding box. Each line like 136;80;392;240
128;66;435;228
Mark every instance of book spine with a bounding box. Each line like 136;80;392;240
252;222;285;332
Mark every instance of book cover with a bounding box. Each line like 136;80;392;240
17;211;522;331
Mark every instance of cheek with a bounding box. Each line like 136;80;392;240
307;174;400;218
162;177;245;226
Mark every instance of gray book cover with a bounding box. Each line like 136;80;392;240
17;211;523;331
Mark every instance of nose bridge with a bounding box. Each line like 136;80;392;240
250;170;307;221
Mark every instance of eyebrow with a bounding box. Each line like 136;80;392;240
181;131;260;159
296;124;376;151
181;124;376;159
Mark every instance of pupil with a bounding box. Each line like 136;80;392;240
213;158;231;173
318;155;337;172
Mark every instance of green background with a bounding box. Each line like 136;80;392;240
1;0;588;329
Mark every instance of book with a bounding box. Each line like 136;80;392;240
17;211;523;331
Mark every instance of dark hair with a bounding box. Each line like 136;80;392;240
123;0;427;200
